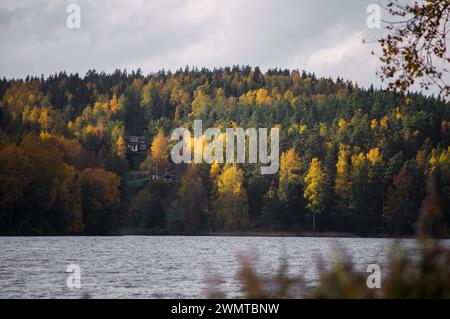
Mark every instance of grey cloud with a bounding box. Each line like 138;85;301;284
0;0;385;88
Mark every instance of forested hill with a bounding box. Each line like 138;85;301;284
0;66;449;236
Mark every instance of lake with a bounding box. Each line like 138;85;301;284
0;236;436;298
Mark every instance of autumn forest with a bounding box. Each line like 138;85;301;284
0;66;449;236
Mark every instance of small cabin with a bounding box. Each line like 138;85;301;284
127;136;148;154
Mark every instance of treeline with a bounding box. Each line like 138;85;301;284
0;66;449;235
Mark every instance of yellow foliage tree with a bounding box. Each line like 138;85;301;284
217;164;249;231
380;116;389;129
114;136;126;158
210;161;221;185
255;88;271;105
370;119;378;130
110;94;120;113
278;149;302;203
304;158;326;231
367;147;382;166
335;144;352;212
150;130;169;175
191;89;211;118
338;118;348;132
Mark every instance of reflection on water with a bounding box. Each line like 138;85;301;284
0;236;436;298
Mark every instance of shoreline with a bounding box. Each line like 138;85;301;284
0;230;430;239
115;230;417;239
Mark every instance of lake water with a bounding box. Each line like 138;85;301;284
0;236;437;298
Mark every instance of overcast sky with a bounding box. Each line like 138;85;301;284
0;0;386;88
